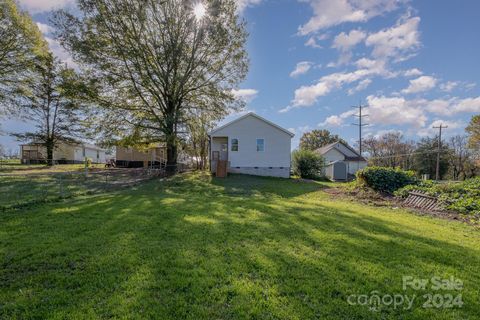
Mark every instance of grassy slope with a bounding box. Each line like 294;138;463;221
0;173;479;319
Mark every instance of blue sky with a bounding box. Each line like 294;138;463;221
1;0;480;152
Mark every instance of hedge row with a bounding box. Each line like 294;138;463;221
355;166;417;194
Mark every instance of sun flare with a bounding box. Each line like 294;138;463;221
193;2;206;21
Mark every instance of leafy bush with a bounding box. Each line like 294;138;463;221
356;166;417;194
292;149;324;179
395;177;480;215
393;180;436;198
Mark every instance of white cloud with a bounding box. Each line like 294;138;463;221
403;68;423;77
365;16;421;61
44;37;76;67
401;75;437;94
365;95;428;128
439;81;459;92
348;78;372;95
305;37;322;48
298;0;401;35
328;30;366;66
320;115;343;127
399;96;480;116
286;58;392;110
236;0;263;13
368;129;404;139
231;89;259;102
417;120;465;137
18;0;75;13
318;94;480;132
465;82;477;91
449;97;480;114
36;22;53;34
332;29;366;51
290;61;313;78
319;109;356;127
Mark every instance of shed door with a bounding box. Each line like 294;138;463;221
333;162;347;180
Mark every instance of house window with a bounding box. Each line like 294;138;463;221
82;148;86;157
231;139;239;151
256;139;265;152
96;150;100;159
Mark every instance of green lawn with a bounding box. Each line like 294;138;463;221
0;162;104;174
1;173;479;319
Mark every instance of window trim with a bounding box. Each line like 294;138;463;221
231;138;239;152
256;138;265;152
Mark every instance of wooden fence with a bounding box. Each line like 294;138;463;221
403;190;443;211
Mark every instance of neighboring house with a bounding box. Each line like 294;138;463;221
316;141;367;181
209;112;294;178
115;144;166;168
20;142;107;164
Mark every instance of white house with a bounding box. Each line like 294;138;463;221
316;141;367;180
20;142;107;164
209;112;294;178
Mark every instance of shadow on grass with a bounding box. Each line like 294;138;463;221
0;173;479;319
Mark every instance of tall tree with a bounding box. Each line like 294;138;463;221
53;0;248;172
447;135;476;180
363;132;416;169
12;53;84;165
299;129;346;151
466;114;480;152
0;0;47;102
414;136;451;179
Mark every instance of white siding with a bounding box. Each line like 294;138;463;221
322;148;345;164
346;161;367;175
74;146;106;163
211;114;292;168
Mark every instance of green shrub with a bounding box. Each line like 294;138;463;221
292;149;324;179
395;177;480;215
356;166;417;194
394;180;437;198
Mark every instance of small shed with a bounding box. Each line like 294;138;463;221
325;161;348;181
316;141;367;180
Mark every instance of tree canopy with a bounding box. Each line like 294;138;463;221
53;0;248;171
299;129;346;151
413;136;451;179
11;53;85;165
0;0;47;102
466;114;480;151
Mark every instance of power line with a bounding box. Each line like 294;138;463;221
352;102;369;156
367;150;439;160
433;123;448;181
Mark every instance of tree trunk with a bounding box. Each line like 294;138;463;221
46;140;54;166
166;134;177;175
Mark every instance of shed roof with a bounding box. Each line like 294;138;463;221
316;141;366;161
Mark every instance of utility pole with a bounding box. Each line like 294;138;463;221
433;124;447;181
352;102;369;156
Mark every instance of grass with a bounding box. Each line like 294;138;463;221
0;172;479;319
0;162;105;175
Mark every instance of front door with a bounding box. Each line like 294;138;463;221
220;143;228;161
